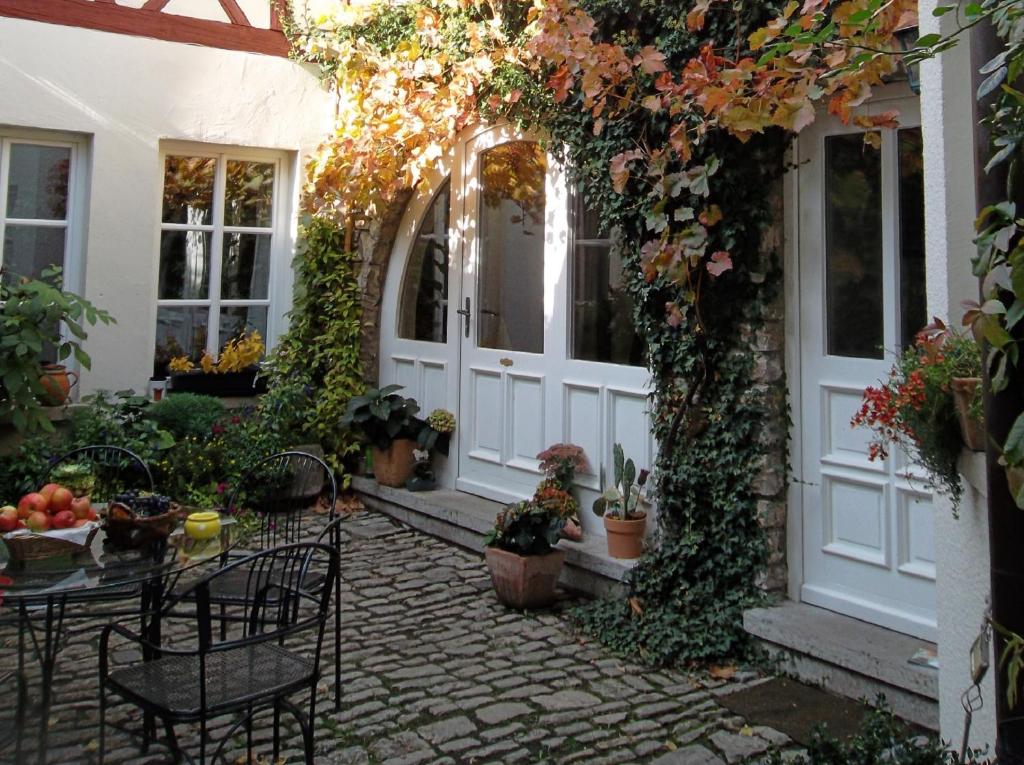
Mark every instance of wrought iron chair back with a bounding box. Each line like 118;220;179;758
42;445;154;503
226;451;336;550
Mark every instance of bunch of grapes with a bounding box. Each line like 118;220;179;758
112;490;172;518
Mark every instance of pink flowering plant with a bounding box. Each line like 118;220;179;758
536;443;590;491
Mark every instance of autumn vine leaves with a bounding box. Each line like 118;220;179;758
290;0;919;330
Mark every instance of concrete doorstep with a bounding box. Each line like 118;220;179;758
351;476;638;598
744;600;939;730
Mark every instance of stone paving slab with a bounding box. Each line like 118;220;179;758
0;510;803;764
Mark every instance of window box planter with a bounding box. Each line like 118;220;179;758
168;369;267;398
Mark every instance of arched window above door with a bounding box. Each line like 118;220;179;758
398;179;450;343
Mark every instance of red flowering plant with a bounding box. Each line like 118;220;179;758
852;320;981;510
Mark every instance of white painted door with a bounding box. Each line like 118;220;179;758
798;94;936;640
453;126;654;520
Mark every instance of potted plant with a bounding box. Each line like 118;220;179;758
593;443;649;559
483;499;569;609
0;266;114;432
852;320;983;512
405;409;456;492
341;385;422;487
166;329;268;397
535;443;590;541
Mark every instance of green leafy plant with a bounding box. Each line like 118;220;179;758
146;393;226;440
852;323;982;510
762;700;991;764
0;267;114;432
483;499;568;556
593;443;649;520
258;216;364;475
418;408;455;455
340;384;423;452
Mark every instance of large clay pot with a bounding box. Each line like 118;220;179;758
603;513;648;559
371;439;418;487
38;364;78;406
952;377;986;452
484;546;565;609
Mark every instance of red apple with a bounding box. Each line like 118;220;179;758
72;519;88;528
85;508;99;522
18;493;47;519
0;507;17;533
70;495;91;520
52;510;75;530
26;511;50;532
49;487;73;515
39;483;60;501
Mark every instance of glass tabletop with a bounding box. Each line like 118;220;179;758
0;516;245;607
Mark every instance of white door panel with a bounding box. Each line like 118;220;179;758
798;93;936;640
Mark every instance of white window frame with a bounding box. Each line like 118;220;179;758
156;144;288;363
0;130;87;293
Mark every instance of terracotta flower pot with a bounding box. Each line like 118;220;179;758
484;546;565;609
952;377;986;452
371;439;418;487
38;364;78;406
603;513;647;559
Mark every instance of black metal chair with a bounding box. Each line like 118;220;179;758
42;444;154;503
215;451;343;710
98;541;339;765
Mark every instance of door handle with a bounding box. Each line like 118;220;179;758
456;297;471;338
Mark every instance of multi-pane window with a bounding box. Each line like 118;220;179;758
155;151;278;372
570;194;644;366
0;137;75;285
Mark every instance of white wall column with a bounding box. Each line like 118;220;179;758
918;0;995;751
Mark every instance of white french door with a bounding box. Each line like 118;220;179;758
379;124;654;534
797;94;937;640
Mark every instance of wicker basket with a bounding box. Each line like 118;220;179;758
3;526;99;563
104;506;184;549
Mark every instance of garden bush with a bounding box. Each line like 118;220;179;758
146;393;225;440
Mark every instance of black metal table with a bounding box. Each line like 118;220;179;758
0;520;241;765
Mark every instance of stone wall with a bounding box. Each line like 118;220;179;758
750;180;789;594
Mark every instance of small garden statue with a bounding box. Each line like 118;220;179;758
406;408;456;492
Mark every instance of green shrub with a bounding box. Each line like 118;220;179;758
147;393;225;439
762;703;991;765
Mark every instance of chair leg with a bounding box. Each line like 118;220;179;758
302;695;315;765
245;704;253;762
273;700;281;762
334;573;342;711
162;718;183;765
199;718;207;765
98;682;107;765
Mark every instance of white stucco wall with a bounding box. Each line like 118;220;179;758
0;17;333;395
918;1;996;751
935;455;995;753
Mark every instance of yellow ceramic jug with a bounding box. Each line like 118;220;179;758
184;511;222;541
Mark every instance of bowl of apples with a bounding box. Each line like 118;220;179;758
1;483;100;563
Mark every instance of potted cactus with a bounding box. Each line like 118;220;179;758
593;443;649;559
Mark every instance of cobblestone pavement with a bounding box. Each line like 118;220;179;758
3;510;805;765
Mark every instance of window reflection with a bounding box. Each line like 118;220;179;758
570;195;644;366
825;134;884;359
398;180;450;343
477;142;546;354
898;128;927;348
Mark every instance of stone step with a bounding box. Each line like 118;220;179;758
351;476;636;598
743;600;939;730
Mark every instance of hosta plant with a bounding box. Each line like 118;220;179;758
340;384;423;452
852;321;982;510
484;499;571;556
